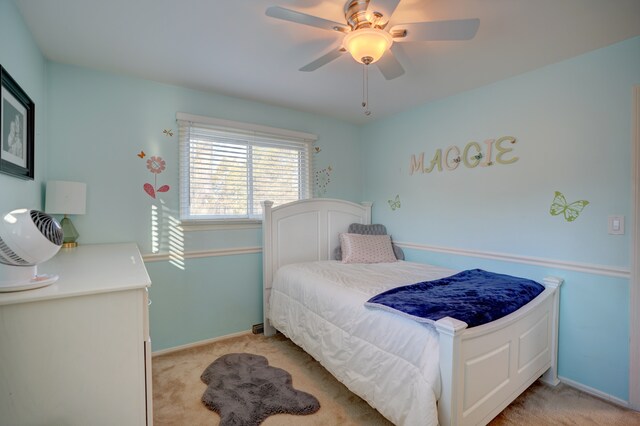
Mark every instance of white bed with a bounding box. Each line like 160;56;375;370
262;198;562;426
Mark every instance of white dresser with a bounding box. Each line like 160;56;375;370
0;243;153;426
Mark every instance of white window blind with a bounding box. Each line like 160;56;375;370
178;113;314;221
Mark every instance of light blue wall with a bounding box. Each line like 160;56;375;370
46;63;362;251
360;36;640;400
145;253;262;350
45;63;363;350
0;0;48;212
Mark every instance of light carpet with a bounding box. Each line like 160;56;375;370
153;333;640;425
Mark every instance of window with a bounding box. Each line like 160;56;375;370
178;113;314;222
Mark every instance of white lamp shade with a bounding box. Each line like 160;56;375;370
45;181;87;215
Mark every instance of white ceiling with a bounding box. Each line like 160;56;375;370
14;0;640;125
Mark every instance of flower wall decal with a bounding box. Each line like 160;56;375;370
147;156;166;174
139;153;170;199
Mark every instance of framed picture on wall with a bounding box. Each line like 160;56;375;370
0;65;34;180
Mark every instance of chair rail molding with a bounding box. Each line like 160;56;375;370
395;241;630;279
142;246;262;263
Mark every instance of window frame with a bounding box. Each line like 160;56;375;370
177;113;316;225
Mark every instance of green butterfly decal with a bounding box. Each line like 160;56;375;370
388;195;401;211
550;191;589;222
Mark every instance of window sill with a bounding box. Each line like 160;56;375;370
179;219;262;232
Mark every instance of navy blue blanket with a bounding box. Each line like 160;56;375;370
365;269;544;328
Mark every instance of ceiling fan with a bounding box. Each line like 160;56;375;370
266;0;480;80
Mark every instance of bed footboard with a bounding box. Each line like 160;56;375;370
436;276;563;425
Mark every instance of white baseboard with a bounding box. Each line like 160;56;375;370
559;375;630;408
151;330;253;356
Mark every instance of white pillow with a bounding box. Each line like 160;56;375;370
340;233;397;264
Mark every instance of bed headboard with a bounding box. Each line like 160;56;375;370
261;198;372;336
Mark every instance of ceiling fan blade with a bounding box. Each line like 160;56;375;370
266;6;349;33
391;19;480;42
367;0;401;25
299;48;346;72
375;49;405;80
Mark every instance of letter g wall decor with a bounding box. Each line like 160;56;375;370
410;136;518;175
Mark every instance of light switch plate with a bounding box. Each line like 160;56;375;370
608;215;624;235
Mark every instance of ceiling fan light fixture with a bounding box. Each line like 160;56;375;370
343;28;393;64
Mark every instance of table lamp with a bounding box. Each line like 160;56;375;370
45;181;87;248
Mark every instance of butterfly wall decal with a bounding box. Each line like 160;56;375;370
388;195;401;211
163;129;174;137
550;191;589;222
137;150;146;158
314;146;321;154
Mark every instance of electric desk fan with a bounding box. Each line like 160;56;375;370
0;209;63;292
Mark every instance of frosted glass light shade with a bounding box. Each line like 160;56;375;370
343;28;393;64
45;181;87;215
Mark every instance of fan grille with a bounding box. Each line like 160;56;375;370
0;236;29;265
30;210;64;246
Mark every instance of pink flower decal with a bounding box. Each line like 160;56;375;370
146;156;166;174
142;152;170;199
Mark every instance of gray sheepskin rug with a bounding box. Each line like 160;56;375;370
201;353;320;425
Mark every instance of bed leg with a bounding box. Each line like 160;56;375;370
541;365;560;386
540;277;563;387
263;319;277;337
436;317;469;426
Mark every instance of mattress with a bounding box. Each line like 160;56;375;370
268;260;457;426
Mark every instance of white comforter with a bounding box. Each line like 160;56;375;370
268;260;457;426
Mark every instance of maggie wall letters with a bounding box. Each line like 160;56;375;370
410;136;518;175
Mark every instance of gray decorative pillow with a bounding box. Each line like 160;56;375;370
334;223;404;260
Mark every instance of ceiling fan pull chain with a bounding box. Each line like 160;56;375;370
362;63;371;116
362;63;366;108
